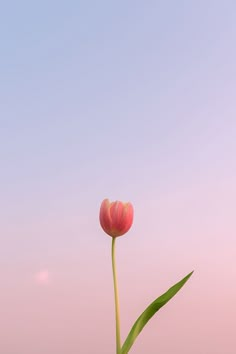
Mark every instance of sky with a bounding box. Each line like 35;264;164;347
1;1;236;353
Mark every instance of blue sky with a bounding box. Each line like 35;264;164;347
1;1;235;196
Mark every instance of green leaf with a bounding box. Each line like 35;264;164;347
120;271;194;354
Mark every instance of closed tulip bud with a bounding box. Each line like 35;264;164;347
99;198;134;237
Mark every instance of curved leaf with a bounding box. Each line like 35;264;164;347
121;271;194;354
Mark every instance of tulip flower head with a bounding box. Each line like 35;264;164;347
99;198;134;237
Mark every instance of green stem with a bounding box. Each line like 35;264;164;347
112;237;121;354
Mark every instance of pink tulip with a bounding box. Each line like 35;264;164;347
99;198;134;237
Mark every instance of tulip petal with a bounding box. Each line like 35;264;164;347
110;201;124;228
99;199;112;235
120;271;194;354
116;203;133;235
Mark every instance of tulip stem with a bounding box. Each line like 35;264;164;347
112;237;121;354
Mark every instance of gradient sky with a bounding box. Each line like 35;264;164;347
1;1;236;353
